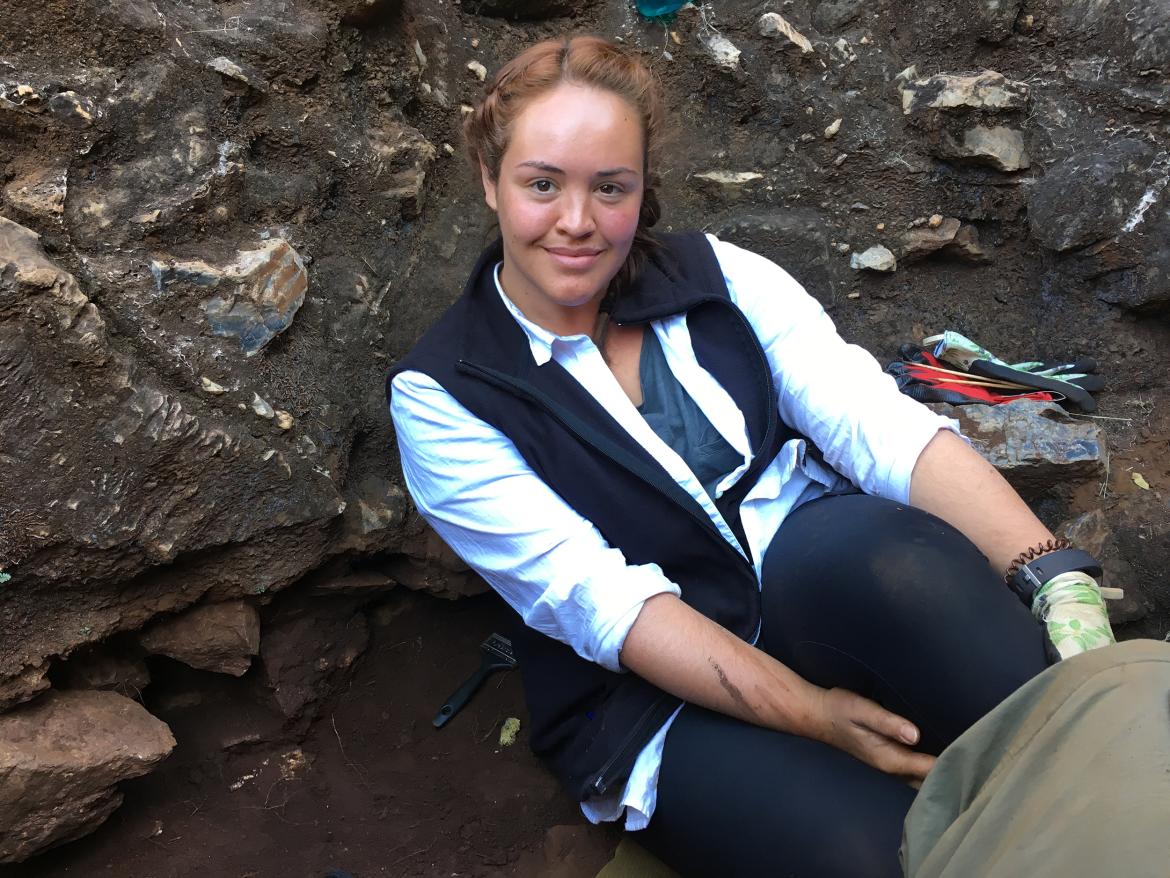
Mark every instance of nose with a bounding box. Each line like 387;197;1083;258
555;190;596;239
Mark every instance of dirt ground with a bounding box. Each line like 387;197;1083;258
7;593;619;878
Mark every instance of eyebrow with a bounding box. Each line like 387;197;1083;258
515;160;638;177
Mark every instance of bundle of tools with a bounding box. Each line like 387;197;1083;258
886;331;1103;412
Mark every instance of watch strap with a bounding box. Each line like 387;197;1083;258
1007;547;1103;606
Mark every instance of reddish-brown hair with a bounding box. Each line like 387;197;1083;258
463;35;665;294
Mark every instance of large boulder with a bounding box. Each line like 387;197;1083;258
0;690;175;863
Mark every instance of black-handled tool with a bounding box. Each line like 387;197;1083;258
433;632;517;728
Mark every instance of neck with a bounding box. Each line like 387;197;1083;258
497;263;607;338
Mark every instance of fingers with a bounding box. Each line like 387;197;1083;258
882;748;936;782
855;698;921;747
820;688;936;781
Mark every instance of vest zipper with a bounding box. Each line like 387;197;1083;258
588;695;674;797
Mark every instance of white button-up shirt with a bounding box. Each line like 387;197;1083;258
390;235;957;830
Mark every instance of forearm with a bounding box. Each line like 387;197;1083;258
909;429;1055;575
619;592;822;735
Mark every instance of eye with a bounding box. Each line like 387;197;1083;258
597;182;624;196
530;179;555;193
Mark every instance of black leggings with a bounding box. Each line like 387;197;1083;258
635;494;1051;878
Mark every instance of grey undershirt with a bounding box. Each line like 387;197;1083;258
637;328;742;500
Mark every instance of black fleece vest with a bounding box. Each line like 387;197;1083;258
388;232;793;800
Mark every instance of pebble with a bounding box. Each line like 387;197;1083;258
833;153;848;167
757;12;814;55
466;60;487;82
850;245;897;272
275;411;294;431
701;32;742;70
824;118;843;139
251;394;275;419
200;377;227;394
928;214;944;228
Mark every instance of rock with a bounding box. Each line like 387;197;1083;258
900;217;961;261
824;118;842;139
139;602;261;676
693;171;764;189
200;376;227;394
850;245;897;272
928;214;944;228
456;0;576;19
938;125;1031;172
0;661;51;712
901;70;1029;114
0;690;174;863
3;166;67;221
811;0;864;32
46;91;96;127
379;526;488;599
1031;0;1170;74
260;596;370;723
1056;508;1110;558
61;647;151;698
467;60;488;81
0;216;108;367
701;32;742;70
310;569;396;595
757;13;814;55
250;393;275;419
274;410;294;430
977;0;1023;42
944;224;992;264
936;400;1107;495
206;57;249;84
153;238;308;356
367;119;437;218
1028;139;1159;252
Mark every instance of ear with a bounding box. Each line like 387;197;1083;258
480;162;498;212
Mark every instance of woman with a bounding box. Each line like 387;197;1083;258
387;36;1108;877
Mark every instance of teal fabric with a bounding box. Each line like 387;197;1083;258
637;328;742;500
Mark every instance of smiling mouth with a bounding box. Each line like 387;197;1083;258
545;247;604;269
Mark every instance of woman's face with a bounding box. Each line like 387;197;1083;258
482;82;645;333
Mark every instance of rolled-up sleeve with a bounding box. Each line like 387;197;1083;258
710;236;959;503
390;370;681;672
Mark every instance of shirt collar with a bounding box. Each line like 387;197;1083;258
493;262;592;366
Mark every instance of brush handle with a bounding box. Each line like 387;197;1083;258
433;660;501;728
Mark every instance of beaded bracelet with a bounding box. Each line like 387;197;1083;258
1003;538;1072;584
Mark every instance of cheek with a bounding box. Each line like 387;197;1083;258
600;201;643;246
501;203;551;242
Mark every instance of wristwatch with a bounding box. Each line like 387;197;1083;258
1007;548;1103;606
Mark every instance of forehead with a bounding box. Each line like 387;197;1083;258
505;83;644;168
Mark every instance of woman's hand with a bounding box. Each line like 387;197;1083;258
810;687;936;784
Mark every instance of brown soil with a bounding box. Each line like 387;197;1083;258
7;594;618;878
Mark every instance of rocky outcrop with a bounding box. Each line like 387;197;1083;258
0;690;174;863
3;0;1170;863
139;601;261;676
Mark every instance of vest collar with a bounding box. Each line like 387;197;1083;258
459;235;722;374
